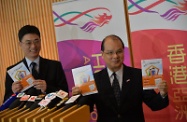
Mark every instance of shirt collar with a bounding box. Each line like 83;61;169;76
107;65;123;78
25;56;40;67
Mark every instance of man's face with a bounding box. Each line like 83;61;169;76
19;33;41;61
102;37;124;72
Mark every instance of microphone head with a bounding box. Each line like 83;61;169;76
29;100;40;111
17;101;27;110
61;103;75;112
47;97;62;109
0;93;18;111
77;96;88;107
60;95;81;112
54;98;68;110
18;88;39;109
37;92;58;110
9;98;21;109
25;102;34;109
9;88;38;109
29;94;45;111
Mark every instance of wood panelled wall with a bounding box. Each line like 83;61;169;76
0;0;64;105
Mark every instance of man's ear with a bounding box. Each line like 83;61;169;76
101;51;104;58
18;41;22;47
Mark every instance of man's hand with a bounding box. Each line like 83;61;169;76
72;86;81;96
33;80;47;93
12;81;23;93
158;80;168;97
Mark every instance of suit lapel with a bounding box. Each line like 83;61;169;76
121;65;133;103
22;58;29;70
38;57;48;79
23;57;47;79
22;57;45;78
98;69;119;112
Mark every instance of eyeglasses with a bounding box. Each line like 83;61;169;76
104;50;124;56
21;39;41;46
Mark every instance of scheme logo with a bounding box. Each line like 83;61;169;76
53;7;112;32
128;0;187;21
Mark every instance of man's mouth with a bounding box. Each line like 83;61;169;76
30;49;37;53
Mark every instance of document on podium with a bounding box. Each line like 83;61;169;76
72;65;98;96
141;59;163;90
7;62;35;92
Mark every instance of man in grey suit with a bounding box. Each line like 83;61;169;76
72;34;169;122
4;25;68;102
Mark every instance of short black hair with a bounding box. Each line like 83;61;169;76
101;34;124;51
18;25;40;41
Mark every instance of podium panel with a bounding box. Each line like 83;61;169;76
60;105;90;122
0;105;90;122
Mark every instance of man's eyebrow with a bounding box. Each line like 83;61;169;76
25;38;39;41
25;40;32;42
105;48;123;51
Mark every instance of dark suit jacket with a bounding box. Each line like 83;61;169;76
82;65;169;122
4;57;69;102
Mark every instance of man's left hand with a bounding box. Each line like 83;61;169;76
158;80;168;97
33;80;47;93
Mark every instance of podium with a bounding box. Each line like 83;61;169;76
0;105;90;122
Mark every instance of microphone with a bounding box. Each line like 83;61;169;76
24;96;37;109
29;90;68;111
36;90;69;112
76;96;89;108
17;95;30;109
25;92;46;109
60;94;81;112
53;97;69;111
47;97;62;109
38;92;59;109
0;93;19;111
9;87;38;109
8;92;25;109
29;96;44;111
48;89;69;109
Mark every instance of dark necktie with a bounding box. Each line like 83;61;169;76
112;72;121;106
30;62;39;79
30;62;42;95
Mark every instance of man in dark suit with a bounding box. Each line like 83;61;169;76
72;34;169;122
4;25;68;102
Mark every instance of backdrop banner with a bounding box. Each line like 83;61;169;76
127;0;187;122
52;0;130;121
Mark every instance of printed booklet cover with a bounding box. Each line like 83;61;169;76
7;62;35;92
72;64;98;96
141;59;163;90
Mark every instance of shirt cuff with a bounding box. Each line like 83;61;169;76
160;93;168;99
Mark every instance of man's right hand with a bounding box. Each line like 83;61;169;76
12;81;23;93
72;86;81;96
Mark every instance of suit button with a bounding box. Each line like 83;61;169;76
118;114;121;118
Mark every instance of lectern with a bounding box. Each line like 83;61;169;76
0;105;90;122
